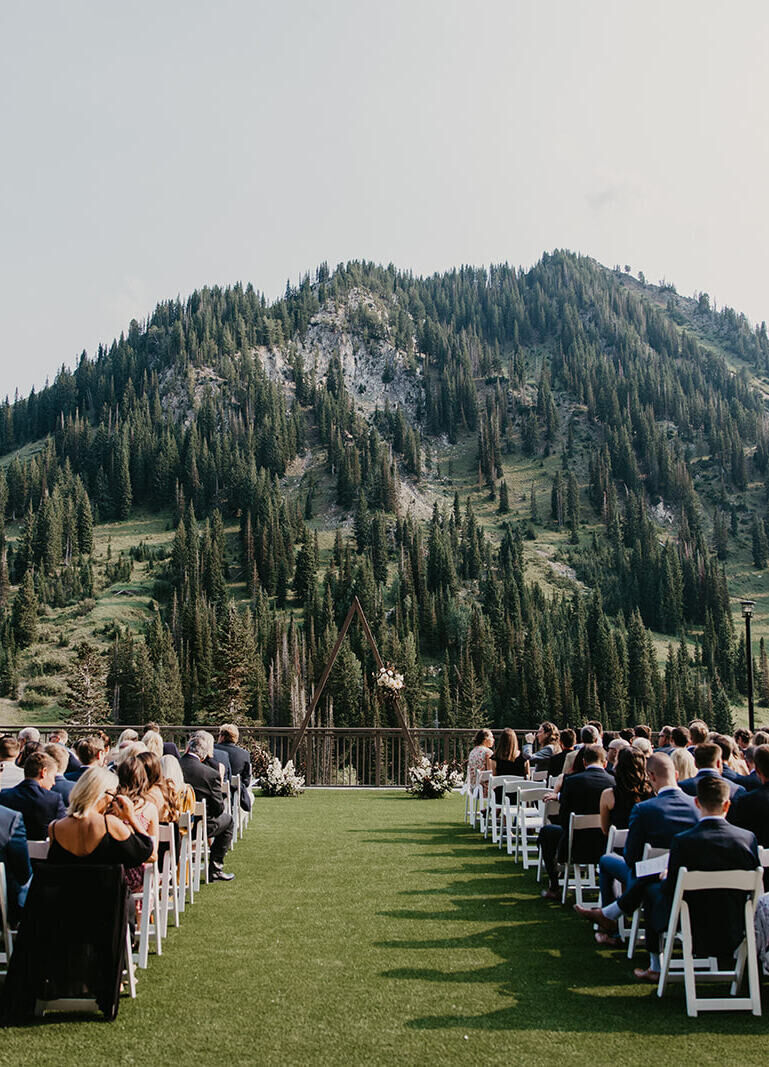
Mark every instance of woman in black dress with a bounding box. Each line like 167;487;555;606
491;728;529;803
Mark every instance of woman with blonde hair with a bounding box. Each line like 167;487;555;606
670;746;696;782
46;766;154;867
141;730;164;758
161;754;196;814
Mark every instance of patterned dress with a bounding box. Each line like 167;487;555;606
467;745;491;794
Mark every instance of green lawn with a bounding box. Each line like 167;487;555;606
3;792;767;1065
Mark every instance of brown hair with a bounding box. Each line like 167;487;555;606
116;755;149;802
538;722;560;747
753;744;769;780
614;747;653;802
493;728;519;764
0;735;19;760
693;742;720;769
219;723;240;744
23;752;56;780
696;773;729;811
671;726;691;747
689;720;709;745
75;735;104;765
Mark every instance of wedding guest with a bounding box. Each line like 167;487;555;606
467;729;494;790
216;724;253;813
0;737;24;789
0;752;66;840
678;742;746;800
180;732;234;881
65;735;106;782
48;728;81;775
491;729;528;802
548;729;576;778
669;746;696;782
655;726;674;754
116;757;158;892
141;730;164;759
522;722;560;773
43;743;74;804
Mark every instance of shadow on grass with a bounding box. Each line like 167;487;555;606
376;823;769;1037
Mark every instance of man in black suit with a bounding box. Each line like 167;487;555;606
728;744;769;881
64;735;105;783
538;744;614;899
637;774;759;981
574;752;699;935
180;731;234;882
0;803;32;920
678;742;746;801
216;724;253;813
0;752;66;840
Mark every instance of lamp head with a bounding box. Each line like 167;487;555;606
741;599;755;618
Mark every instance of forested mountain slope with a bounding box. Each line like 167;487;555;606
1;251;768;731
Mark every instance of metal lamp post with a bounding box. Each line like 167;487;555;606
741;599;755;733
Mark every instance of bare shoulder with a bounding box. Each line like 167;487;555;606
105;813;131;839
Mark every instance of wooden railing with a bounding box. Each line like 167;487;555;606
7;725;527;787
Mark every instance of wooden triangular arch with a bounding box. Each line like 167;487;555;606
288;596;419;764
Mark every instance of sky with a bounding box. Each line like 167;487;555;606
1;1;768;396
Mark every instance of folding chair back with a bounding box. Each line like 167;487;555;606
133;861;162;969
158;823;180;936
486;775;524;843
27;840;50;861
658;866;763;1016
605;826;628;855
231;774;242;842
561;813;603;905
627;844;669;959
0;863;12;971
536;798;560;882
471;771;493;831
512;785;551;867
531;769;548;782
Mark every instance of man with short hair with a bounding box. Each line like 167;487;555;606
0;736;24;789
679;742;746;801
538;744;613;900
48;728;81;776
180;731;234;882
688;719;709;747
0;752;65;839
655;725;674;754
216;723;253;813
64;736;105;782
17;727;40;746
44;743;74;804
575;753;699;938
670;726;690;749
636;775;759;981
605;737;630;773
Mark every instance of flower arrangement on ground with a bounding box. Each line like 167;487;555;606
375;664;404;696
260;757;305;797
407;756;463;799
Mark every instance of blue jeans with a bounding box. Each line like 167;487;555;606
599;852;631;907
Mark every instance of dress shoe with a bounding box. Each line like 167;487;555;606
633;967;660;983
540;888;560;901
209;866;235;882
573;903;618;933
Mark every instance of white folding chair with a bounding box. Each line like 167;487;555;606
177;810;193;909
27;840;50;861
536;798;560;882
627;845;669;959
191;800;210;891
0;863;12;972
485;776;523;842
462;767;474;823
471;771;493;832
230;774;242;843
531;769;548;783
561;813;602;905
157;824;180;937
603;827;629;940
512;785;551;868
657;866;764;1016
497;777;528;851
133;861;162;969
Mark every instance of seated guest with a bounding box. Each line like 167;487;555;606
47;765;154;867
734;745;761;792
491;728;529;802
466;729;494;791
17;740;42;768
116;757;159;892
655;725;674;754
671;725;691;751
596;748;654;922
180;731;234;881
729;744;769;883
713;733;748;779
633;724;652;741
136;751;179;823
574;753;699;938
619;728;634;742
48;728;81;775
605;737;630;773
548;729;576;779
17;727;40;748
141;730;164;759
144;721;181;759
522;721;561;773
64;735;106;782
734;727;752;755
634;775;758;981
161;754;196;814
632;737;653;758
209;741;232;784
679;742;746;801
216;723;254;812
0;752;66;839
43;743;74;804
688;719;709;749
0;736;24;789
538;744;613;900
669;745;696;782
0;804;32;920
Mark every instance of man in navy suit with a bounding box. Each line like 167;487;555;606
216;724;253;813
636;774;758;981
678;742;746;801
728;744;769;881
0;752;66;840
538;744;614;899
0;803;32;919
44;743;75;805
64;735;105;782
575;753;699;935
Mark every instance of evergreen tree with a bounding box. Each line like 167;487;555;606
12;567;38;648
66;641;110;727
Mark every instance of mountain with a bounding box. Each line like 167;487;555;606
1;250;768;732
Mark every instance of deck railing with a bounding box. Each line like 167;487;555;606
8;725;536;787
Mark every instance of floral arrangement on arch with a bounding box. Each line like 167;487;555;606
407;756;464;799
375;664;404;696
260;757;305;797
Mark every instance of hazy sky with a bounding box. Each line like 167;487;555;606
1;1;768;396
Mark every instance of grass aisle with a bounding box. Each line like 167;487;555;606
5;792;768;1066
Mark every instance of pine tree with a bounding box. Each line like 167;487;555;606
498;479;510;514
12;567;38;648
752;515;768;568
66;641;110;727
529;483;539;524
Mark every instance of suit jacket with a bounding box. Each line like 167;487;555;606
179;754;225;819
215;741;253;811
0;804;32;917
728;782;769;847
52;775;74;804
0;779;66;840
655;817;759;957
557;765;614;862
65;751;82;776
211;748;232;782
64;764;91;783
163;741;181;760
678;768;746;802
734;771;761;793
623;787;699;869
